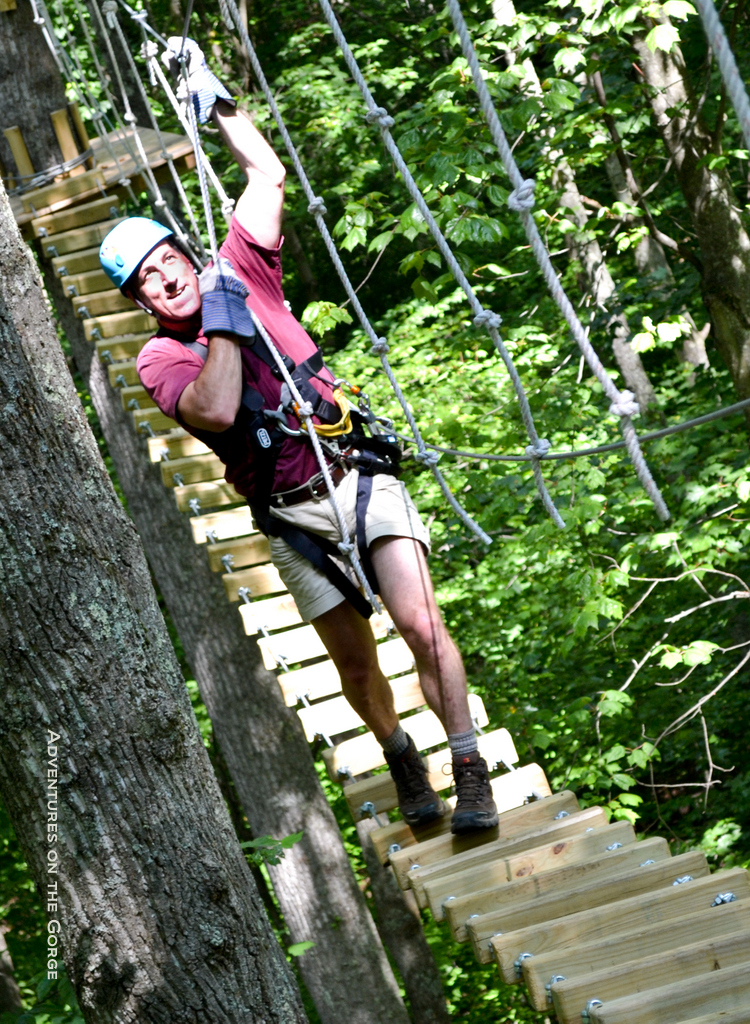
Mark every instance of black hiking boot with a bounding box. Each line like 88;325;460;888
384;735;445;827
451;751;499;835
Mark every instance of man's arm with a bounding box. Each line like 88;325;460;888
212;100;286;249
176;334;243;432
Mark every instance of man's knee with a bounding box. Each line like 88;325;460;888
397;607;451;660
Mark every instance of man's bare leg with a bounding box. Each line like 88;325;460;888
310;599;399;741
370;535;473;735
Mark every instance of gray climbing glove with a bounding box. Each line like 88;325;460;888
161;37;235;124
199;257;256;340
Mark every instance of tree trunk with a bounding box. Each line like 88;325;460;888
0;2;67;178
552;157;659;412
0;928;23;1015
632;27;750;407
42;252;411;1024
0;181;307;1023
356;819;451;1024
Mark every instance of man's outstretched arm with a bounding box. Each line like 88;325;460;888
212;99;286;249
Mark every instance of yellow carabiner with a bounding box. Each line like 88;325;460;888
298;388;353;438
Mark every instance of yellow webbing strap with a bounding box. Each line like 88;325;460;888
298;388;353;438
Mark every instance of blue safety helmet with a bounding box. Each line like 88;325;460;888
99;217;175;292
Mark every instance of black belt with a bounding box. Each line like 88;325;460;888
269;464;348;509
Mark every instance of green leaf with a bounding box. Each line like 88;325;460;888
645;23;680;52
662;0;696;19
288;941;315;957
553;48;586;74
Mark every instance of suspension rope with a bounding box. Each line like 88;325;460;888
100;1;204;266
695;0;750;155
313;0;564;529
445;0;670;522
219;0;496;542
393;395;750;464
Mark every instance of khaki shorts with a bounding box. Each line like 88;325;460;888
268;468;430;622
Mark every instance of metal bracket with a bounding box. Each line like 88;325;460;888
387;843;401;856
581;999;603;1022
673;875;694;886
171;472;184;487
100;349;113;365
221;554;235;573
114;374;127;388
77;306;90;320
514;952;534;978
205;529;218;544
606;842;623;851
66;283;78;297
137;422;155;438
554;810;570;820
358;801;386;827
546;975;566;1004
46;244;59;257
127;398;140;410
712;892;737;906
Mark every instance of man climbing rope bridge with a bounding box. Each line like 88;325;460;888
99;38;499;836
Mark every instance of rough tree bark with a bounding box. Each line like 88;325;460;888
0;2;67;178
42;263;412;1024
0;928;23;1015
632;25;750;409
0;181;307;1023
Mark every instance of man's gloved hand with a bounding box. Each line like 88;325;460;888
199;257;256;340
161;37;236;124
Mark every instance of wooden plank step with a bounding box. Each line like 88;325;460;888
523;896;750;1012
31;195;121;237
175;480;242;514
587;960;750;1024
322;694;489;781
120;385;155;412
222;564;285;609
275;637;415;705
387;788;579;884
74;288;132;318
22;166;106;214
39;217;126;258
236;591;300;630
97;332;153;362
415;805;611;913
108;361;140;389
205;533;267;573
669;1012;750;1024
469;850;711;964
424;820;635;920
190;507;255;544
298;673;426;742
67;268;114;297
160;452;224;489
52;245;102;277
132;406;177;434
346;726;520;820
447;836;671;942
257;615;393;671
85;309;156;341
369;762;554;862
148;430;211;463
492;866;750;985
552;929;750;1024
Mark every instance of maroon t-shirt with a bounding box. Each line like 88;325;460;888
137;218;336;501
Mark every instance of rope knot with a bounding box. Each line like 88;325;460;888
33;15;46;24
525;438;551;459
101;0;118;25
473;308;502;330
337;540;355;556
365;106;395;129
507;179;537;212
296;401;314;418
370;337;390;356
308;196;327;216
118;176;131;187
141;40;158;59
609;390;640;418
415;450;440;468
131;9;148;19
123;112;136;123
153;198;167;209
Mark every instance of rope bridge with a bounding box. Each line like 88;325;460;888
8;0;750;1018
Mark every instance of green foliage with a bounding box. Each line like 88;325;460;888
240;831;304;867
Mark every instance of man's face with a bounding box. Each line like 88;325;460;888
133;242;201;322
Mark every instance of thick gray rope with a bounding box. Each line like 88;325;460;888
103;4;204;266
695;0;750;154
313;0;563;530
177;56;221;262
220;0;498;541
446;0;670;522
395;394;750;462
147;55;235;223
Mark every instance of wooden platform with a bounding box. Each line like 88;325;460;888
11;124;194;231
